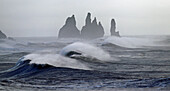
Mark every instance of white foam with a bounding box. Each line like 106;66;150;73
103;36;162;48
60;42;112;61
23;53;90;70
20;42;112;70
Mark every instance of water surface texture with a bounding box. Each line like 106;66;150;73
0;36;170;90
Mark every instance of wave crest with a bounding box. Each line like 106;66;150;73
60;42;112;61
21;53;90;70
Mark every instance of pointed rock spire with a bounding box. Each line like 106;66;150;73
92;17;97;25
110;19;120;37
65;15;76;26
85;13;91;25
111;19;116;32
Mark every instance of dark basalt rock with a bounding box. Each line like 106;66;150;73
0;30;7;39
110;19;120;37
81;13;105;39
58;15;80;38
58;13;121;39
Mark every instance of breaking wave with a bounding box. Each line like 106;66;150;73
22;53;90;70
0;42;114;77
60;42;112;61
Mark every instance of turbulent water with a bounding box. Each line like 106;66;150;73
0;36;170;91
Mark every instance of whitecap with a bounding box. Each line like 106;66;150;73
22;53;90;70
60;42;112;61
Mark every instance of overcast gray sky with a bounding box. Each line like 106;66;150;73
0;0;170;37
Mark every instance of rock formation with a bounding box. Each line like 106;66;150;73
58;15;80;38
0;30;7;39
110;19;120;37
58;13;120;39
81;13;105;39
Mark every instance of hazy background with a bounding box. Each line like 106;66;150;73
0;0;170;37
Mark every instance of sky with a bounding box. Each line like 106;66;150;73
0;0;170;37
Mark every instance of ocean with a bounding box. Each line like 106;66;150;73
0;36;170;91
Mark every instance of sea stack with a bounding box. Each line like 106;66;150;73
81;13;104;39
110;19;120;37
0;30;7;39
58;15;80;38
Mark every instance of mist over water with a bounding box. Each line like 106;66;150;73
104;36;169;48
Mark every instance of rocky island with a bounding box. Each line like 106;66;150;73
58;13;120;39
110;19;120;37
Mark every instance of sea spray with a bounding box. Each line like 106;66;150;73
22;53;90;70
60;42;112;61
103;36;165;48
